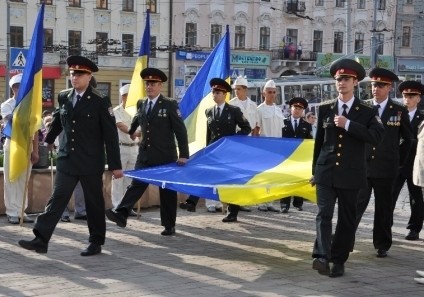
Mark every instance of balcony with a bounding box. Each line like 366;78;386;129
283;1;306;16
270;48;317;74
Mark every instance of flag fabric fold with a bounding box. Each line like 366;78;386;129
3;4;44;182
124;136;316;205
179;25;231;151
125;9;150;114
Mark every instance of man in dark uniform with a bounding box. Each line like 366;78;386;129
311;59;384;277
392;81;424;241
105;68;189;236
18;56;123;256
355;68;413;258
280;97;313;213
179;78;251;222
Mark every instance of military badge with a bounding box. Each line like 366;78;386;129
176;109;182;118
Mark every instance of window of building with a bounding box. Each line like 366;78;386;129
68;0;80;7
150;36;157;58
402;26;411;47
44;29;53;52
286;29;298;46
68;30;81;56
234;25;246;49
210;24;222;48
378;0;385;10
357;0;365;9
315;0;324;6
334;32;344;53
313;30;323;52
354;32;364;54
96;0;108;9
122;0;134;12
405;74;422;83
336;0;345;8
406;0;413;4
259;27;270;50
185;23;197;46
96;82;111;98
122;34;133;57
376;33;384;55
10;26;24;48
10;0;24;2
146;0;157;13
96;32;108;55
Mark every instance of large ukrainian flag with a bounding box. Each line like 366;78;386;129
125;9;150;115
179;25;231;153
3;4;44;182
125;136;316;205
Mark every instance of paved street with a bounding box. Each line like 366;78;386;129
0;187;423;297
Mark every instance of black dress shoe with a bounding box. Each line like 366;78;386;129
105;209;127;228
281;207;289;214
222;215;237;223
312;258;330;275
329;263;345;277
179;202;196;212
61;216;71;222
376;249;388;258
161;227;176;236
18;237;48;253
80;243;102;256
405;230;419;240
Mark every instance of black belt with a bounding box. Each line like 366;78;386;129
119;142;138;147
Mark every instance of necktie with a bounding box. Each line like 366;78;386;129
374;104;381;117
146;100;153;116
216;106;221;119
294;119;298;131
342;104;348;117
74;94;81;107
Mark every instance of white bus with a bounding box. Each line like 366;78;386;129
247;76;339;115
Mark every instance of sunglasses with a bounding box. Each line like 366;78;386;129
371;82;390;88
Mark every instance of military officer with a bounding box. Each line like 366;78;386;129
280;97;313;213
105;68;189;236
311;59;384;277
19;56;123;256
179;78;251;221
355;68;413;258
392;81;424;241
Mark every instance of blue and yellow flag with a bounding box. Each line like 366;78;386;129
126;9;150;114
179;25;231;152
125;136;316;205
3;4;44;182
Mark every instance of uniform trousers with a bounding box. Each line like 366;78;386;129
280;196;303;209
3;138;32;217
115;162;177;228
33;170;106;244
392;173;424;233
111;145;137;208
356;177;394;251
62;181;86;217
313;184;359;264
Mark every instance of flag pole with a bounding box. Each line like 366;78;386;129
19;138;34;226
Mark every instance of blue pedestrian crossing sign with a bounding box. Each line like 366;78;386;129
10;47;29;69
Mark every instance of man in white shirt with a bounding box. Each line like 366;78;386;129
256;79;285;212
111;84;140;215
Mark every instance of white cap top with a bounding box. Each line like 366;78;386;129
119;84;131;96
232;75;248;88
9;73;23;88
263;79;276;90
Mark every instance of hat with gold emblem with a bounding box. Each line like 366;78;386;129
398;80;424;95
210;78;232;92
369;67;399;84
140;68;167;82
289;97;308;109
330;59;366;81
67;56;98;73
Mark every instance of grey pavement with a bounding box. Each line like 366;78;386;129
0;186;423;297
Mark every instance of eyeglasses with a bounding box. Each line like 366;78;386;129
335;77;353;82
371;82;390;88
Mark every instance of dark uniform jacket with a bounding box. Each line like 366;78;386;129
205;103;251;144
397;109;423;178
45;86;121;175
366;99;413;178
129;95;189;166
313;98;384;189
282;116;313;139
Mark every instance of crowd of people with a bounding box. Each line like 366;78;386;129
2;55;424;282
